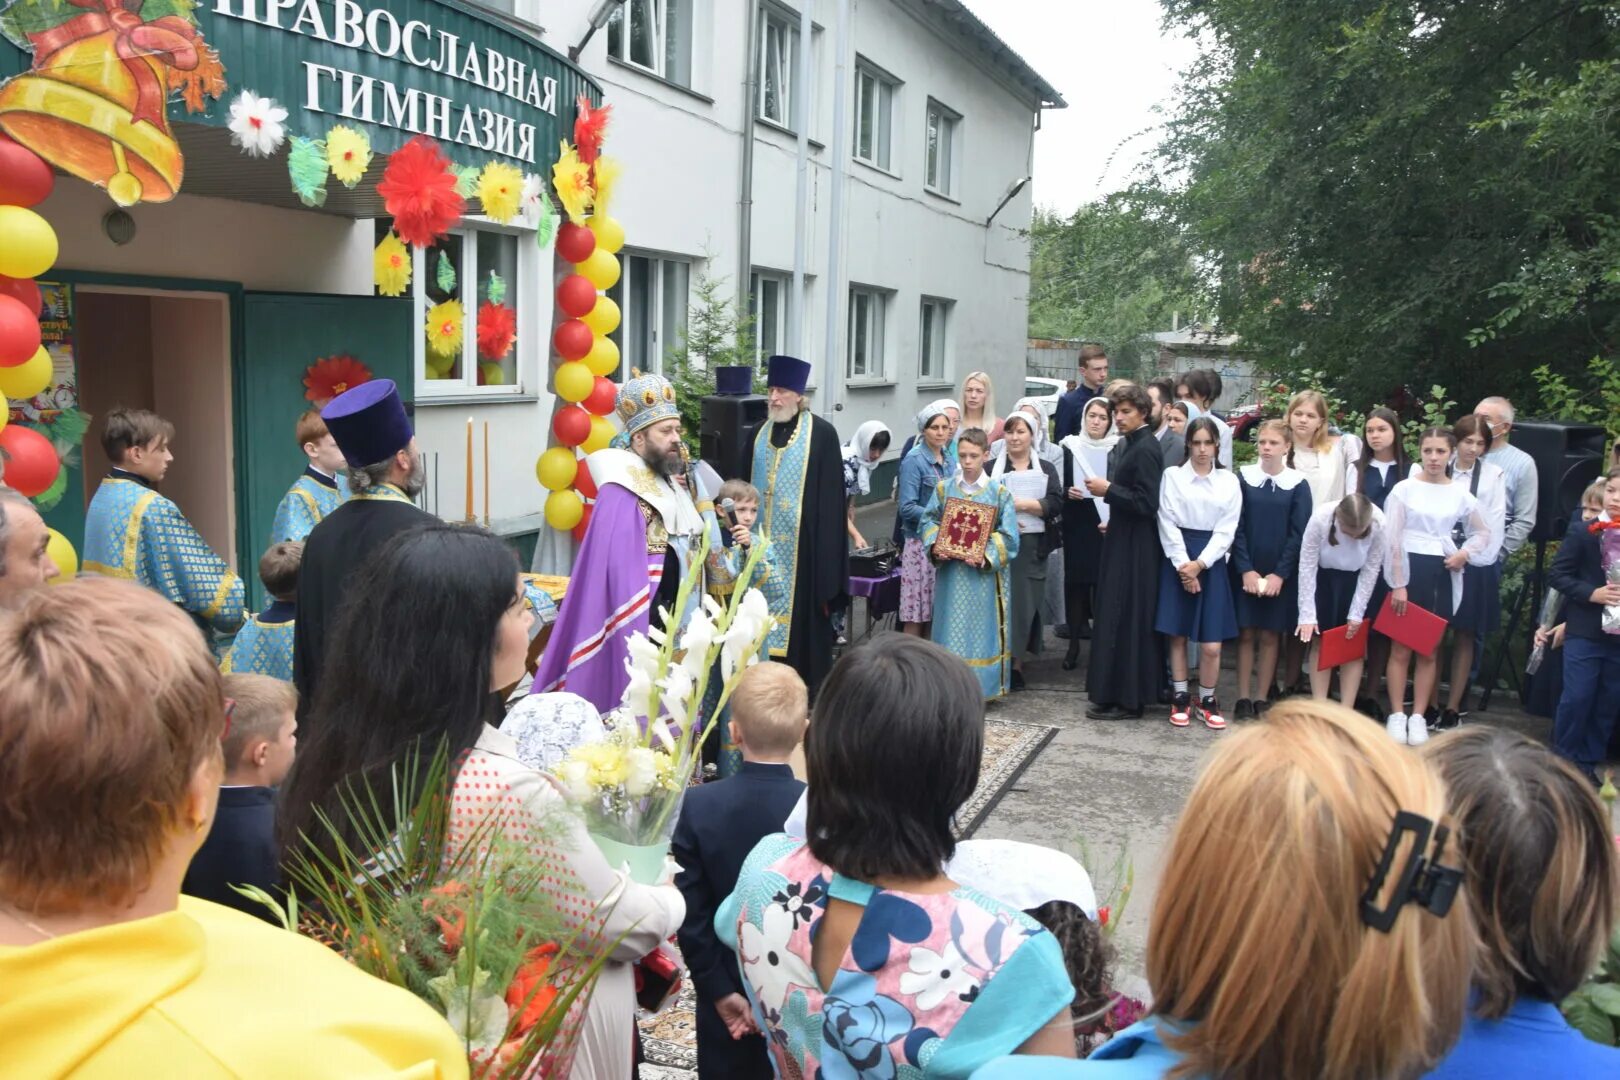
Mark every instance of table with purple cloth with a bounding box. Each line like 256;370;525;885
849;569;902;638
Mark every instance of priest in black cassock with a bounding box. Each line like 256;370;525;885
1082;383;1165;719
747;356;849;696
293;379;432;725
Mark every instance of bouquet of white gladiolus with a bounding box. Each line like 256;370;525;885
557;532;772;882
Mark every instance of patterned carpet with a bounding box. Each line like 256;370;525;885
636;716;1059;1077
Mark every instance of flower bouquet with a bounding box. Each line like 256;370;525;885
557;532;772;884
242;746;620;1078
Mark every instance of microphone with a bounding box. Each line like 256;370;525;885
718;497;737;531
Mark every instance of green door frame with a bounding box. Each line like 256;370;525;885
52;270;252;573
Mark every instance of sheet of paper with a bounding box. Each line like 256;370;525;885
1003;470;1047;534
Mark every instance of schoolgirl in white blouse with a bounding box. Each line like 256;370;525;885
1285;389;1363;506
1295;494;1385;707
1383;427;1494;747
1153;417;1243;730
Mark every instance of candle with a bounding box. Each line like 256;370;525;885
465;416;474;522
482;421;490;526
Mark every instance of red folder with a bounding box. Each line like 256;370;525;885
1316;624;1369;670
1372;594;1448;658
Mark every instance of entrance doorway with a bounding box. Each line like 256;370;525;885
75;288;236;571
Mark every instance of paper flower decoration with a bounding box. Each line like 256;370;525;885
377;137;465;248
478;161;523;223
373;232;412;297
227;90;288;158
436;250;457;295
303;354;372;404
522;174;559;248
287;137;329;207
455;163;480;199
591;156;621;215
170;39;227;115
326;125;372;187
552;142;594;224
486;270;507;306
574;95;612;168
477;301;517;360
425;299;465;358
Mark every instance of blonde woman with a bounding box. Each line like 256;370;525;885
959;371;1004;442
975;698;1473;1080
1285;389;1362;506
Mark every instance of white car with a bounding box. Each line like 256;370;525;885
1020;377;1066;423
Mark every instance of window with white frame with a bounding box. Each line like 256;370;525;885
607;252;691;376
607;0;693;87
854;60;897;170
758;4;801;127
925;98;960;195
919;297;951;380
846;286;888;380
750;271;789;363
394;221;530;398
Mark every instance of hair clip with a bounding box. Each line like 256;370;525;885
1359;810;1464;933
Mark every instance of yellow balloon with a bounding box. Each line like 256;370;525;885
545;488;584;531
582;294;621;336
0;206;57;279
584;334;621;377
535;446;578;491
44;527;76;583
577;248;620;290
582;413;615;455
555;359;594;403
0;345;50;399
587;213;625;254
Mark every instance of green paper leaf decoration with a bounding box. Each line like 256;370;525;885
534;189;558;249
436;251;457;295
287;136;330;208
455;164;480;199
30;462;67;512
486;270;506;306
1;0;75;49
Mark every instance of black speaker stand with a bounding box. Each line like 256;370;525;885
1478;541;1546;712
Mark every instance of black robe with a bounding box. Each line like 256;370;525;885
747;413;849;696
1085;426;1165;711
292;496;434;726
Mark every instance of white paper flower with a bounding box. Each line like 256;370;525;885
227;90;288;158
625;747;658;796
556;759;593;802
520;173;545;217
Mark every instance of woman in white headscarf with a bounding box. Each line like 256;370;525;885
841;420;892;549
898;401;956;634
990;403;1061;690
993;398;1068;637
1058;396;1121;668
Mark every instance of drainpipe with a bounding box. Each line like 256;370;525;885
821;0;851;413
738;0;761;329
787;0;813;358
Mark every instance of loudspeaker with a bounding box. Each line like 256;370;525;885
701;392;767;481
1511;420;1607;543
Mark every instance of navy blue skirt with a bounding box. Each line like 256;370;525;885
1155;528;1239;642
1314;567;1360;630
1234;573;1299;633
1400;553;1453;621
1451;559;1503;636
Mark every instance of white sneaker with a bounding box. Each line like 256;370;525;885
1406;712;1429;746
1386;713;1408;745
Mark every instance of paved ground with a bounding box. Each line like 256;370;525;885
848;499;1558;993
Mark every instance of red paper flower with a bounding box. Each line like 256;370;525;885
303;354;372;404
506;942;561;1032
377;136;465;248
477;301;518;361
574;95;612;169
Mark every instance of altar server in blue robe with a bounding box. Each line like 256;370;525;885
223;541;302;682
83;408;244;651
269;409;350;545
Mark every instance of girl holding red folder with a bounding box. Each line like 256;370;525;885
1382;428;1495;747
1295;494;1384;705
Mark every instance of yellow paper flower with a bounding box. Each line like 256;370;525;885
478;161;524;223
425;299;465;358
552;141;594;224
326;125;373;187
373;232;411;297
592;155;621;214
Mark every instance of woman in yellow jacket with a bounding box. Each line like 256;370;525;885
0;578;467;1079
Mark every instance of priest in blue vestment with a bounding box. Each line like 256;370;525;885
747;356;849;695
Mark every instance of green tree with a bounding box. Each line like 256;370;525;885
1153;0;1620;409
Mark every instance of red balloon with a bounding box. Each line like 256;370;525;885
571;504;594;544
556;222;596;264
552;404;591;447
584;375;617;416
556;274;597;319
575;467;598;500
0;276;40;315
553;319;592;361
0;424;58;496
0;293;39;367
0;140;53;207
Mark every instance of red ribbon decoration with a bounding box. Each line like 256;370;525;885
27;0;201;128
1589;519;1620;534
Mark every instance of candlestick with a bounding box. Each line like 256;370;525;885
465;417;474;522
482;421;490;527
